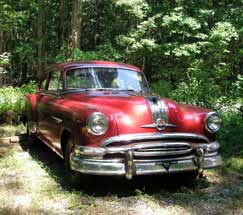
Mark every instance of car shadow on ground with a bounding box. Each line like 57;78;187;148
18;135;210;197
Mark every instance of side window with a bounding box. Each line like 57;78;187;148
47;70;62;91
39;73;48;90
66;68;95;89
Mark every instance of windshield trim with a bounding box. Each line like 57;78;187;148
64;67;150;93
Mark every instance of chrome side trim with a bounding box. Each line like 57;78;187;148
35;133;64;159
101;132;209;147
51;116;63;124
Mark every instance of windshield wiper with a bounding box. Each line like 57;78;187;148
87;88;144;93
117;88;144;93
88;88;117;91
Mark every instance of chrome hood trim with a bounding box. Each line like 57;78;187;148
145;96;169;131
141;123;177;129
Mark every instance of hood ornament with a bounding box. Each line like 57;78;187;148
142;96;177;131
141;119;177;131
156;118;166;131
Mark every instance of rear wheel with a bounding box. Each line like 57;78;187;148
26;121;36;144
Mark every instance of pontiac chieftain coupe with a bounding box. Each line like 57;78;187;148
25;61;222;184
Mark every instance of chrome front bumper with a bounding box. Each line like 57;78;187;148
70;139;223;179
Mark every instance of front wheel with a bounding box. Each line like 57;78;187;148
64;137;90;187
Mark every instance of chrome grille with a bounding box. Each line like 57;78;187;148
133;142;192;157
103;141;195;159
102;133;209;159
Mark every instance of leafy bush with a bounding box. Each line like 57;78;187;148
232;75;243;102
151;81;172;98
219;111;243;158
168;78;220;108
0;81;36;122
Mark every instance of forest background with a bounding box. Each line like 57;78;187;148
0;0;242;105
0;2;243;213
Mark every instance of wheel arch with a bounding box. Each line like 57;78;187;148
60;128;72;158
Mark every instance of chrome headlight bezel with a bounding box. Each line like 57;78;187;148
205;112;222;133
87;112;109;135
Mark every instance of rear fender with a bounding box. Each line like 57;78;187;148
24;93;38;122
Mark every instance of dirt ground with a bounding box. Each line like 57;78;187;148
0;135;243;215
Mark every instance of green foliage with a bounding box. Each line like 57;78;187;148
0;81;36;115
0;53;10;66
116;0;148;20
233;75;243;98
151;81;172;98
166;78;219;107
219;112;243;158
0;0;242;116
55;43;123;63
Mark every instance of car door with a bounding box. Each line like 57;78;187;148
37;72;49;135
37;69;64;152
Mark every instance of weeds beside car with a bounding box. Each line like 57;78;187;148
0;81;36;123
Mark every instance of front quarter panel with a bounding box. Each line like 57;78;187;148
175;104;216;140
55;98;119;147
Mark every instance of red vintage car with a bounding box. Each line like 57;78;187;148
25;61;222;184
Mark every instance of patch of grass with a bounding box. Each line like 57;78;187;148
0;123;25;137
221;157;243;177
0;143;15;158
0;143;115;214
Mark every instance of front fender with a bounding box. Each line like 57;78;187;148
177;104;216;140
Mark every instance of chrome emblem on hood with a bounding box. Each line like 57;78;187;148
141;96;177;131
156;118;166;131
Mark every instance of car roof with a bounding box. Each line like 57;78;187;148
54;60;142;73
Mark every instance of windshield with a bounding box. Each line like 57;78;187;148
65;67;149;93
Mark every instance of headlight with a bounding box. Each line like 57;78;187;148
205;112;221;133
87;112;109;135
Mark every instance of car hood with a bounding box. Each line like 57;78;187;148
65;90;169;134
64;90;210;136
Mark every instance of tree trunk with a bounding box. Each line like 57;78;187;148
58;0;66;48
0;31;3;54
71;0;82;49
143;56;152;83
37;0;45;78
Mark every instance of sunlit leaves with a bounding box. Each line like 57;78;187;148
210;22;238;44
115;0;149;20
162;7;201;31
